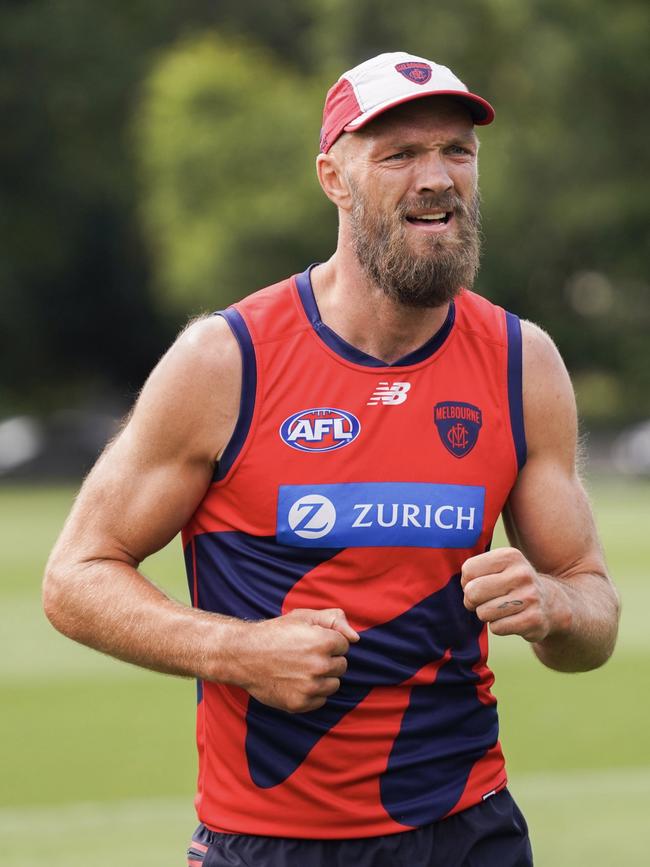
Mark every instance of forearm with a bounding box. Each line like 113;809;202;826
533;571;620;672
43;556;242;682
43;556;360;714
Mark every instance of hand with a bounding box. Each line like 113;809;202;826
461;547;566;643
228;608;360;713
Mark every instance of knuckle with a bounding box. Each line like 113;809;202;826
306;681;321;698
309;657;328;677
474;605;490;623
330;634;349;654
325;678;340;695
287;696;309;713
521;589;538;607
504;546;522;561
490;619;508;636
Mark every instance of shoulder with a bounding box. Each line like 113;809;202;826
520;319;572;401
125;314;242;464
164;314;241;383
520;320;577;460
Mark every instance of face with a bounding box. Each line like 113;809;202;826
341;98;481;308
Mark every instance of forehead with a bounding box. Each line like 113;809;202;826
351;96;476;150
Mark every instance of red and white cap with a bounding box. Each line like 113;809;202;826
320;51;495;153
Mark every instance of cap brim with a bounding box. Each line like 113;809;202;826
343;89;495;131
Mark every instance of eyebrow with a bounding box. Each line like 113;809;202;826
373;132;479;153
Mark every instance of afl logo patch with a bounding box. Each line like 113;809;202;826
434;402;482;458
279;407;361;453
395;62;433;85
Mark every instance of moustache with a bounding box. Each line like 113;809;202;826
397;193;474;219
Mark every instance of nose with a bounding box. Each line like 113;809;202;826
415;151;453;195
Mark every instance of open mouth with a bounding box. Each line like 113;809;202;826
405;211;452;226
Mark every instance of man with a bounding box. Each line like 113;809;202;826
44;52;619;866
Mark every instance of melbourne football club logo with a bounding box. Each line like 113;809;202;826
395;62;433;85
279;407;361;453
434;402;483;458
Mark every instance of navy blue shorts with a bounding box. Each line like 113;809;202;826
186;789;533;866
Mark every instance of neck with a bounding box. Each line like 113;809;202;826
310;244;453;365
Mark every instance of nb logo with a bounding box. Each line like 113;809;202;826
287;495;336;539
367;381;411;406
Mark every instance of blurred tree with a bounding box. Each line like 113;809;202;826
0;1;220;412
134;35;334;312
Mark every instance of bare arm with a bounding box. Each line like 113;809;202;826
462;321;620;672
43;315;358;712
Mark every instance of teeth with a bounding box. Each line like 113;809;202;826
416;213;446;220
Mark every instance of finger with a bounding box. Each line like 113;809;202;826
488;610;546;643
474;596;526;624
463;573;515;610
298;608;360;643
325;629;351;657
324;655;348;678
322;608;361;643
313;676;341;697
461;547;521;588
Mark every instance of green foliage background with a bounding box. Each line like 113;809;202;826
0;0;648;422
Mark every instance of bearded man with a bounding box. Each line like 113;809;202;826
44;53;619;867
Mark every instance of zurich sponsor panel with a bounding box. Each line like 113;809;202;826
277;482;485;548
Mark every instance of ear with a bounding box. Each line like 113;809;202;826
316;151;353;211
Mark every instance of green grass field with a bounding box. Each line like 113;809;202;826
1;479;648;865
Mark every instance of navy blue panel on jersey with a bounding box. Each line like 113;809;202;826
505;312;527;471
213;308;257;481
193;531;342;620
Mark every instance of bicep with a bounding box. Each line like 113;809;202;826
503;322;607;580
54;316;241;567
62;425;214;567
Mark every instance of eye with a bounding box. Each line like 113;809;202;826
448;144;474;157
384;150;411;162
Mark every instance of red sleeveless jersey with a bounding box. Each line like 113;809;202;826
182;265;526;838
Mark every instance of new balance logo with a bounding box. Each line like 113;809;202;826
367;381;411;406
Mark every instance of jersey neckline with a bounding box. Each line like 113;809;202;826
295;265;456;368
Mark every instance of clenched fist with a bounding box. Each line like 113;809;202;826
226;608;360;714
461;547;569;644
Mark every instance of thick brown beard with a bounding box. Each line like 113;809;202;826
349;187;482;308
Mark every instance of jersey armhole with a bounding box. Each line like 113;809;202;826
505;311;527;471
212;307;257;482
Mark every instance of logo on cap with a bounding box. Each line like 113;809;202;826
395;62;432;85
